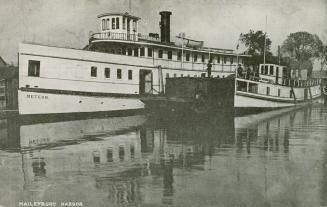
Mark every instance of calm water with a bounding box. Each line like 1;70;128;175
1;105;327;207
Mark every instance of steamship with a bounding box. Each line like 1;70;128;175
18;11;248;116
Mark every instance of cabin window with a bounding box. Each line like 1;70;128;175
278;89;281;97
117;69;122;79
223;57;227;64
106;18;110;30
107;148;113;162
166;73;169;78
91;66;97;77
128;70;133;80
264;65;268;75
130;144;135;158
217;56;220;63
186;53;190;61
116;17;120;29
112;18;115;29
148;48;153;57
168;51;172;60
128;48;132;56
119;146;124;161
266;87;270;95
230;57;234;64
201;55;205;62
187;74;190;77
194;54;198;62
177;52;181;60
158;50;163;58
134;48;138;56
174;73;177;77
102;19;105;30
123;17;126;29
261;65;264;74
269;66;274;75
105;68;110;78
28;60;40;77
140;47;145;56
290;90;293;98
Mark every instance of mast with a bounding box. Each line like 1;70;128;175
278;45;281;65
263;16;267;66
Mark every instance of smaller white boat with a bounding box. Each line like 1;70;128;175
234;63;322;113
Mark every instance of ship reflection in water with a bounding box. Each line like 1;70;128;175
0;106;327;207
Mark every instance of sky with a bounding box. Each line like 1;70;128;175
0;0;326;65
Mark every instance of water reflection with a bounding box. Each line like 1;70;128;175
0;106;327;206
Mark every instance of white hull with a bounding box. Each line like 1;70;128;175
18;90;144;115
235;93;295;108
234;92;321;110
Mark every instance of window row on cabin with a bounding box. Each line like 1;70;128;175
107;47;240;64
90;66;133;80
26;60;134;80
101;17;137;31
261;65;280;76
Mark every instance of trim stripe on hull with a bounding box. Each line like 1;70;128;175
20;87;141;98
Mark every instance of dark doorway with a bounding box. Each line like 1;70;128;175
139;69;153;94
304;88;308;100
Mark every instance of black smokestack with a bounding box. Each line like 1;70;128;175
159;11;172;43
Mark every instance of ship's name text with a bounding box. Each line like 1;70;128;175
27;94;49;99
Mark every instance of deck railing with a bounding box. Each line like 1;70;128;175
237;74;321;88
90;31;164;43
138;34;161;42
90;32;137;41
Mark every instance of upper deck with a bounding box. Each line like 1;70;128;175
88;11;247;58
